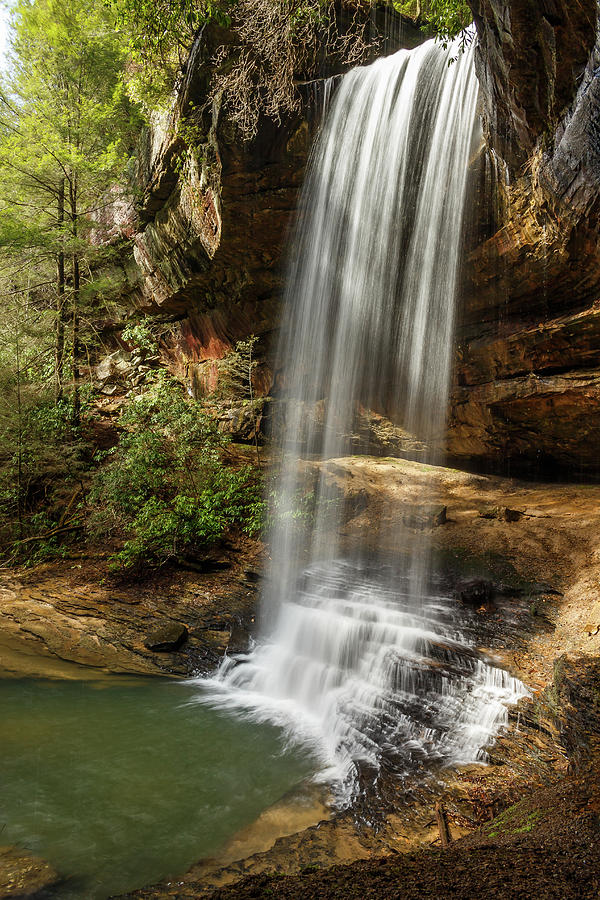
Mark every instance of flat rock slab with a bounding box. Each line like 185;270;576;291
0;846;60;899
0;553;260;680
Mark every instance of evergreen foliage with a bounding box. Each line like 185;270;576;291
0;289;89;560
212;336;263;464
110;0;473;134
0;0;142;411
0;0;473;567
0;0;142;560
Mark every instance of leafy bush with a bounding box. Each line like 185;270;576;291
394;0;472;44
89;372;264;570
121;319;159;354
0;388;90;561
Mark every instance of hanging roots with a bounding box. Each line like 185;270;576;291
211;0;379;140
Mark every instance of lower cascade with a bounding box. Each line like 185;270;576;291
200;35;528;805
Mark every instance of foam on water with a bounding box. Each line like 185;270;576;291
202;563;528;804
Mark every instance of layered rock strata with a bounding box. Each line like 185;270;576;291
451;0;600;473
101;8;421;404
99;2;600;473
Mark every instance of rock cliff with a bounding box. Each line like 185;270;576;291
449;0;600;474
104;1;600;475
102;8;422;408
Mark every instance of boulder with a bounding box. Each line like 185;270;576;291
95;349;132;383
144;622;188;653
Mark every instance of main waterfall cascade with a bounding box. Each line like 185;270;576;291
199;36;528;804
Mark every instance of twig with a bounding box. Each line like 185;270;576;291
58;485;83;527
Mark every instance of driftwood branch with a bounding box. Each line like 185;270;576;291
9;519;83;548
435;801;452;848
58;485;83;527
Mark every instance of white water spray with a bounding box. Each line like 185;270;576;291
200;36;528;805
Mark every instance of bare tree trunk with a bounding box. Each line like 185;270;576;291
71;249;80;426
70;180;80;427
247;343;261;467
15;321;23;538
55;177;65;400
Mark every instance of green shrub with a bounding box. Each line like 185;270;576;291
0;389;90;560
89;372;265;570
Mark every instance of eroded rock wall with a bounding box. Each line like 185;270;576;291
448;0;600;474
104;8;422;407
469;0;597;169
104;2;600;474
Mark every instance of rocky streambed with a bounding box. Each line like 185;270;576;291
2;458;600;898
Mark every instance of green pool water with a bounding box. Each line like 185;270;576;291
0;676;316;899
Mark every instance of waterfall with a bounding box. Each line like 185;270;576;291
200;36;528;806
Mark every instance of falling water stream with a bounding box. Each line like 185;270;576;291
0;32;536;900
201;36;528;806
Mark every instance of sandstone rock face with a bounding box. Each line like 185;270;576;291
450;306;600;472
468;0;597;169
120;68;318;403
452;1;600;474
0;560;260;679
102;12;422;404
102;4;600;474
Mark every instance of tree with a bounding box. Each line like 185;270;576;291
110;0;231;112
0;278;88;557
0;0;142;556
213;335;263;465
111;0;377;138
0;0;141;415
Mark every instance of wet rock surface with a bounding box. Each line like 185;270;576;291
2;454;599;687
199;769;600;899
451;2;600;474
401;503;447;529
0;846;60;899
450;307;600;474
0;456;598;898
115;656;600;900
0;536;262;679
103;456;600;898
468;0;597;169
